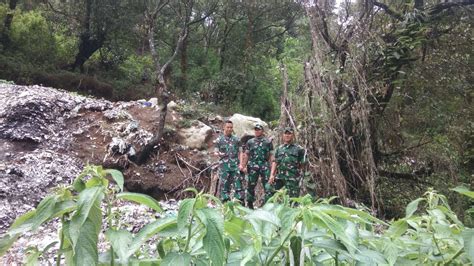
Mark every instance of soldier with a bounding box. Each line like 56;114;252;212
214;120;244;202
239;123;273;209
269;127;306;197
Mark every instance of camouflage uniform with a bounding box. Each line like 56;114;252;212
214;134;244;201
272;143;306;197
244;136;273;204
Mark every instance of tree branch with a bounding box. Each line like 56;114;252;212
428;0;474;16
373;1;403;21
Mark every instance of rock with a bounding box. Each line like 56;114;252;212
108;137;129;154
177;120;213;150
208;115;223;123
148;97;158;106
0;150;83;234
228;113;269;138
167;101;178;109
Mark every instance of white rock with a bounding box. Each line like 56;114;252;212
178;120;213;150
148;97;158;106
228;114;269;138
167;101;178;109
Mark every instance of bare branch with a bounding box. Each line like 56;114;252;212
427;0;474;15
373;1;403;21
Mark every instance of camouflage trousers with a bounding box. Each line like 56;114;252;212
219;169;244;202
246;164;273;204
272;177;300;198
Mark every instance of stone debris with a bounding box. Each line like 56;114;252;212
0;83;268;263
0;150;83;233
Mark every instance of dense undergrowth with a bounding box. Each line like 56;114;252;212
0;165;473;265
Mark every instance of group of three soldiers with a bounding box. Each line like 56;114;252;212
213;120;306;209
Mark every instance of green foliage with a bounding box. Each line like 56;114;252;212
10;10;57;64
117;54;153;84
1;166;474;265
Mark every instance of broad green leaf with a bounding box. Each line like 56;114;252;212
73;218;99;266
178;198;195;230
317;204;386;225
312;211;358;253
69;186;103;248
161;252;191;266
247;209;280;226
24;246;40;266
196;208;225;266
117;192;162;212
344;221;359;245
105;169;124;191
280;207;299;237
452;186;474;199
9;195;57;235
127;217;177;257
405;198;424;218
105;229;133;263
303;208;313;230
86;176;108;188
157;239;166;259
224;216;246;244
10;209;36;229
51;200;76;218
436;205;463;226
73;176;86;193
290;236;302;266
131;258;161;265
462;228;474;264
30;195;57;229
0;234;20;256
355;249;387;265
387;219;408;237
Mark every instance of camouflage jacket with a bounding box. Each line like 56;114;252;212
214;134;241;171
244;136;273;168
274;143;306;180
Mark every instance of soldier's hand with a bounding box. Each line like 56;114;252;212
269;175;275;184
239;164;247;173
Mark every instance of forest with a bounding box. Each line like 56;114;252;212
0;0;473;264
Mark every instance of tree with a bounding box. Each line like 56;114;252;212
135;0;217;164
0;0;18;49
298;0;474;211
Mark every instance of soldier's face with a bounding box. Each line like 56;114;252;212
254;128;263;137
224;123;233;136
283;132;293;143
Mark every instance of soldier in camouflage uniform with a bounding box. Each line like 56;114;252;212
214;120;244;202
240;123;273;209
269;127;306;197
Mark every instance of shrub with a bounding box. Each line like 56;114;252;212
0;166;473;265
10;10;57;64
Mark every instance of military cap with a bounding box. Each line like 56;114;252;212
254;123;264;130
283;127;294;133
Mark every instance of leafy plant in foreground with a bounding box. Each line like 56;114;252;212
1;166;473;265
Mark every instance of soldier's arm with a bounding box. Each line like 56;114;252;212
269;160;277;184
239;152;248;173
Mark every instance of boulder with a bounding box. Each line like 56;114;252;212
148;97;158;106
228;113;269;139
178;120;213;150
167;101;178;110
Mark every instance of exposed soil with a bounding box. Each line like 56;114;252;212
0;84;216;234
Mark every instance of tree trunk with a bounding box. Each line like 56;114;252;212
180;35;188;90
0;0;18;49
69;0;105;72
